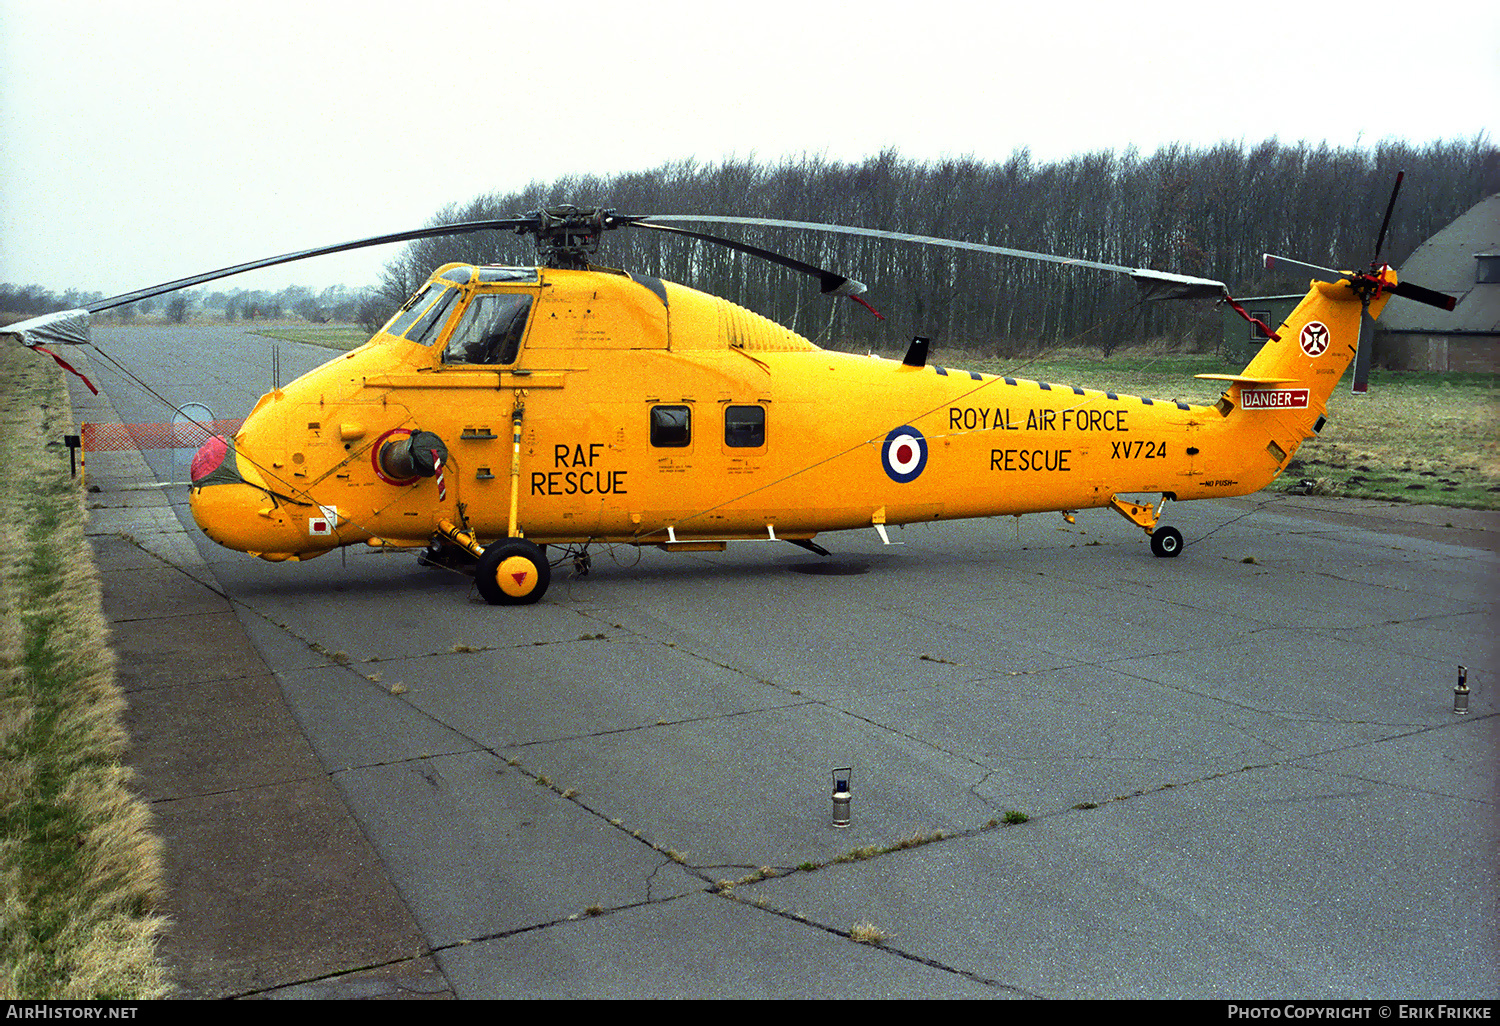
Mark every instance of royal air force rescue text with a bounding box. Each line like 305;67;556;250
950;405;1142;473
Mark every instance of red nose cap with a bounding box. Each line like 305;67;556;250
190;435;242;486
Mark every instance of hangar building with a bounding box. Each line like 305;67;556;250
1377;193;1499;373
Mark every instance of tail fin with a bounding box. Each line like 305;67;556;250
1194;271;1395;487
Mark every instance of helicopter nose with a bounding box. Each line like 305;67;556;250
188;435;327;561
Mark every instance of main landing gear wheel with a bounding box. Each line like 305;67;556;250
475;539;551;605
1150;526;1184;558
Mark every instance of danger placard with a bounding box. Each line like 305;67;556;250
1241;388;1310;409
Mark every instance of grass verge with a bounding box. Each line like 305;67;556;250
0;345;168;999
249;324;371;351
1279;371;1499;509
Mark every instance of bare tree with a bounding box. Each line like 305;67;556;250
375;136;1495;353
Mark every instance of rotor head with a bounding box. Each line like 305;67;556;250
521;206;632;269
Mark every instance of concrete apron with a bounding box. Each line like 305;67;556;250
63;351;451;999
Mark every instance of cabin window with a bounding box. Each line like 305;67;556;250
724;405;765;447
1249;310;1272;340
405;287;460;346
443;293;534;365
651;405;691;447
1478;255;1500;285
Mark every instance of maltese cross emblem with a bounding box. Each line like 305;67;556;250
1299;321;1330;357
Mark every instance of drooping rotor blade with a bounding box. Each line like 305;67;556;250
1263;253;1344;281
84;218;538;314
632;221;866;297
648;215;1228;300
1373;170;1404;262
2;307;91;348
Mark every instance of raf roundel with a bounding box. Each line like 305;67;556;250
881;425;928;483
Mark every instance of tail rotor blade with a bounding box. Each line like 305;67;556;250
1373;171;1405;263
1390;278;1458;311
1352;301;1373;395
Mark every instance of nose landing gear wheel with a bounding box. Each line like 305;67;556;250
475;539;551;604
1150;526;1184;558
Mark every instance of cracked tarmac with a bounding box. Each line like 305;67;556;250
66;326;1498;998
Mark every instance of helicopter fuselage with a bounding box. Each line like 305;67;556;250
188;261;1382;569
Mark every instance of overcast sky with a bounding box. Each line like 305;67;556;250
2;0;1496;297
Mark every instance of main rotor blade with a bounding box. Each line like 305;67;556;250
85;218;536;313
632;221;865;296
648;215;1228;299
1263;253;1345;281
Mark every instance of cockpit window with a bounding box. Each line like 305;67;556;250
384;284;451;338
377;285;429;336
405;287;460;346
443;293;534;365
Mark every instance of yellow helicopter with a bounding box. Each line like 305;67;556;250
5;191;1455;605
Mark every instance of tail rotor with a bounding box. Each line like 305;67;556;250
1351;171;1406;393
1265;172;1456;395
